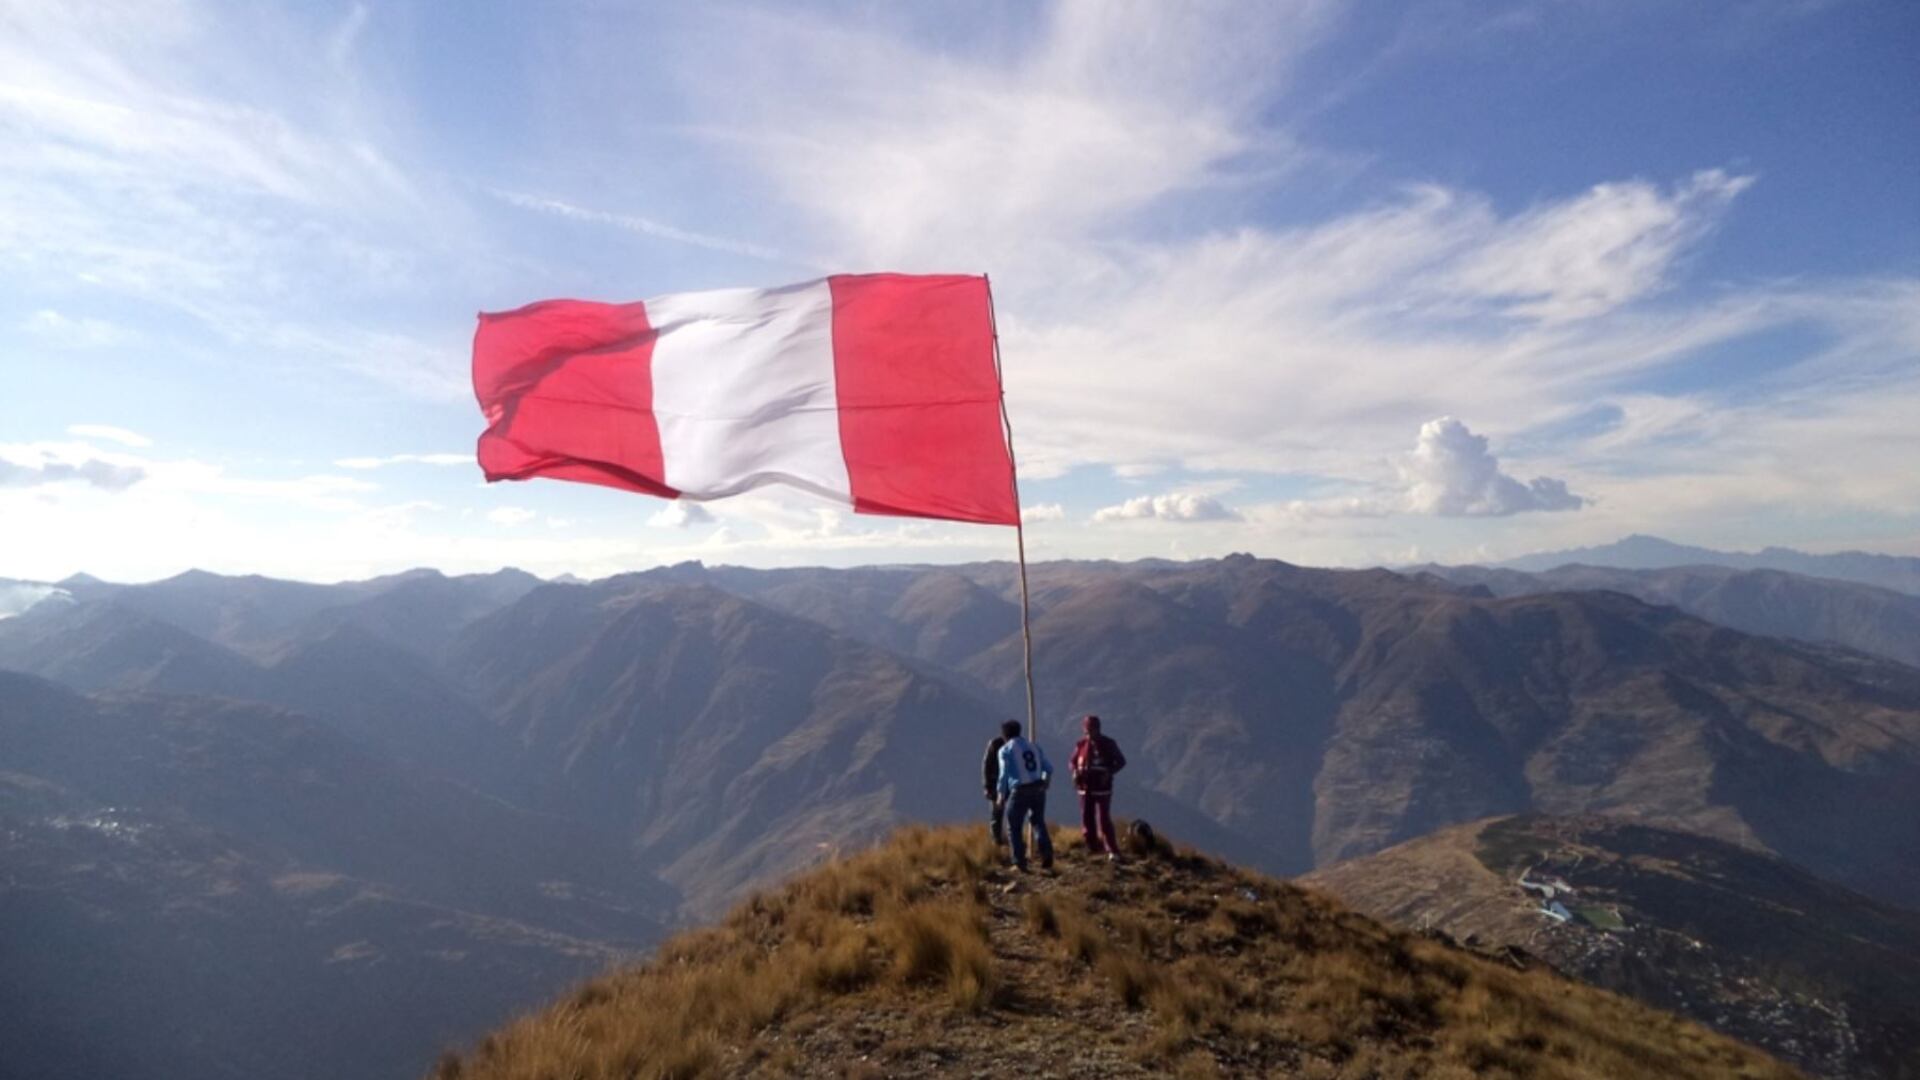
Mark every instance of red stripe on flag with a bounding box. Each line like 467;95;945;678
472;299;676;498
828;274;1017;526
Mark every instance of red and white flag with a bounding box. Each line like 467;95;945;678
472;273;1018;526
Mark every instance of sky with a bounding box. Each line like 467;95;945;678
2;0;1917;583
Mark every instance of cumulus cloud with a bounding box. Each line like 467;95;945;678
486;506;537;527
1092;492;1241;523
648;501;716;528
0;454;145;491
1021;503;1067;523
1401;417;1583;516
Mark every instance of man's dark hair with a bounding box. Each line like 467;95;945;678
1000;719;1022;739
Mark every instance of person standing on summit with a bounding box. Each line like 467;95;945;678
996;719;1054;872
982;727;1009;846
1070;714;1127;860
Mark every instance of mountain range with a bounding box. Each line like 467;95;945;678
1411;561;1920;670
5;553;1920;1075
1491;533;1920;595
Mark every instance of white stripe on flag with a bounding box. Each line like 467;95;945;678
646;279;853;504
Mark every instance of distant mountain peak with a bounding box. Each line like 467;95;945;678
1497;534;1920;595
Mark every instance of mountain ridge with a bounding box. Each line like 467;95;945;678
1492;534;1920;595
435;824;1802;1079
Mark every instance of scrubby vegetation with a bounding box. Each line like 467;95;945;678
432;824;1799;1079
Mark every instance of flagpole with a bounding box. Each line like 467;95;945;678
984;276;1039;742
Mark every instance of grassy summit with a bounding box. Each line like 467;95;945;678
433;825;1797;1079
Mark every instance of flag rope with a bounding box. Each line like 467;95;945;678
985;277;1039;739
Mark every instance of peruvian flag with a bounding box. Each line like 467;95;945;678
472;273;1018;526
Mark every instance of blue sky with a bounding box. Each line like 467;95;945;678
2;0;1916;583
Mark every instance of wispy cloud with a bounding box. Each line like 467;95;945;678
66;424;152;448
1444;170;1753;322
0;1;469;404
491;190;806;267
334;452;471;469
25;311;131;349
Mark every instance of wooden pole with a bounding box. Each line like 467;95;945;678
984;276;1038;740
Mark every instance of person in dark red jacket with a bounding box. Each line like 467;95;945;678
1069;714;1127;859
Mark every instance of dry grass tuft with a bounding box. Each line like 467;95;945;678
1023;893;1059;937
1052;897;1105;965
878;898;997;1009
1097;948;1162;1010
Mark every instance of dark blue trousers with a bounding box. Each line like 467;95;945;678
1006;782;1053;869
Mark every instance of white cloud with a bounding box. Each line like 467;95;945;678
492;190;804;266
0;4;1913;576
685;2;1338;268
1445;170;1753;322
1401;417;1583;517
487;506;537;527
0;450;145;491
648;500;716;528
66;424;152;448
0;583;67;620
25;311;130;349
333;452;471;469
661;6;1832;516
1273;495;1395;521
0;1;467;405
1021;503;1067;524
1092;492;1241;524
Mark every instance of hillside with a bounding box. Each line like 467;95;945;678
435;825;1797;1080
0;673;671;1080
1304;816;1920;1080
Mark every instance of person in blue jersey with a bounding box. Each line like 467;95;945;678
995;719;1054;872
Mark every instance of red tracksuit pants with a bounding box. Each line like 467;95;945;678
1080;790;1117;853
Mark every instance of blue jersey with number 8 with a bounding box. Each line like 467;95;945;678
997;736;1052;797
